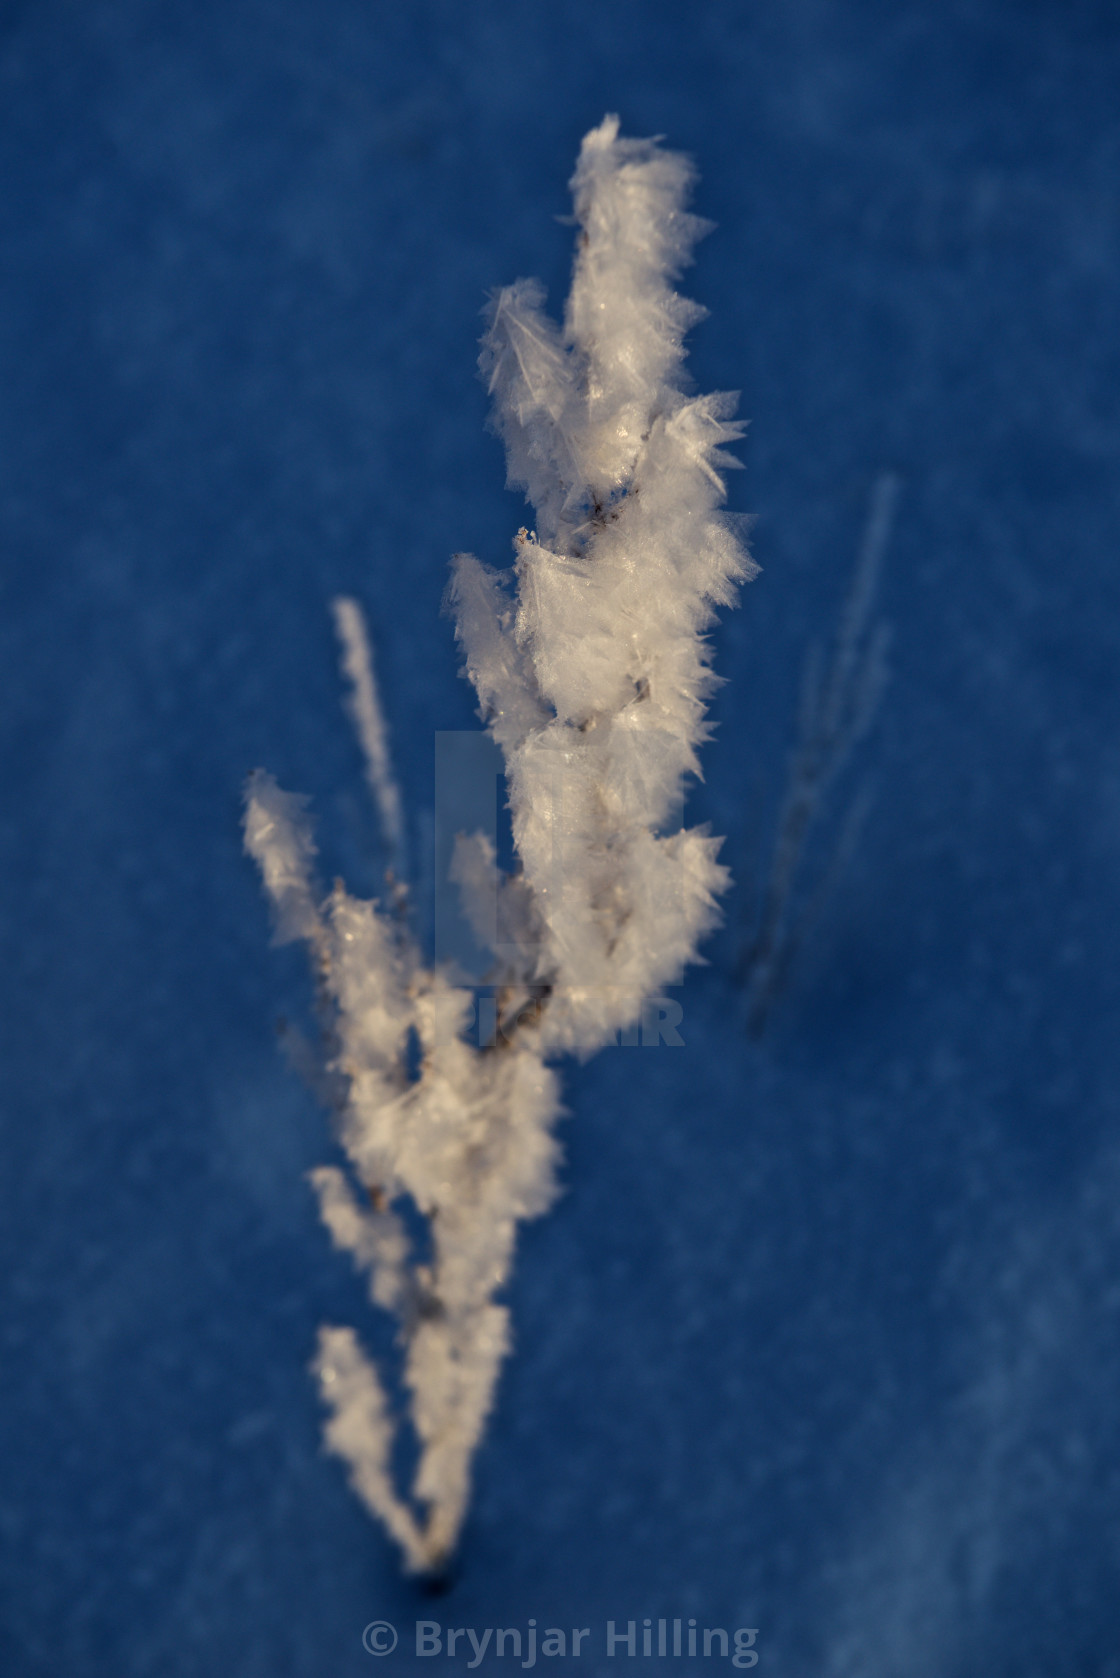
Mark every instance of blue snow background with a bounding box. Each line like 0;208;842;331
4;1;1120;1672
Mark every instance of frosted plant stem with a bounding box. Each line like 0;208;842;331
332;595;405;879
245;117;749;1574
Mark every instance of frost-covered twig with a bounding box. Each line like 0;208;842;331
245;768;560;1575
459;116;753;1053
244;117;750;1575
331;595;405;878
741;471;898;1035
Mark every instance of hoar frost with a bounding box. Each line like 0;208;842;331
244;115;753;1576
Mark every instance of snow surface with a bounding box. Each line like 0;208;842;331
3;2;1120;1674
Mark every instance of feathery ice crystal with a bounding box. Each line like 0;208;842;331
244;115;752;1575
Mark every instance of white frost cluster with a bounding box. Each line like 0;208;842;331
458;114;753;1050
244;116;750;1576
245;768;561;1575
